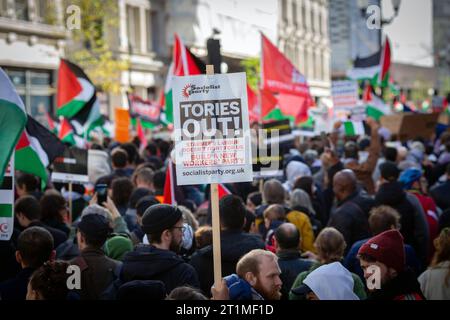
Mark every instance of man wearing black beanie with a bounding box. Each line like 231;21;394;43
120;204;199;295
71;214;120;300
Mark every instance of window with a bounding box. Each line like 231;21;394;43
150;10;163;54
146;9;152;53
15;0;29;20
302;2;307;29
4;68;54;128
0;0;8;17
292;0;297;27
127;5;141;53
35;0;49;23
282;0;288;23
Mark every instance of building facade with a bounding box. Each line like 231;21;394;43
105;0;166;114
164;0;279;71
278;0;331;98
0;0;67;127
433;0;450;91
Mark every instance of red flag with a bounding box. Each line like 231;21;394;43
173;33;202;77
136;118;147;152
261;34;311;97
218;183;231;200
363;84;373;103
247;84;259;122
163;160;175;204
261;34;313;123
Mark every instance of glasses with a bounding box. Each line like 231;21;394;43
171;226;186;233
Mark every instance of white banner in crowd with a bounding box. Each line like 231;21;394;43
331;80;359;120
172;72;253;185
0;154;14;241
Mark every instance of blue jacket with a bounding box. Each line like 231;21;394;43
224;274;263;300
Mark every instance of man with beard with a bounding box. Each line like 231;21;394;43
224;249;282;300
119;204;199;295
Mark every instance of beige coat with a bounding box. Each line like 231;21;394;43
418;261;450;300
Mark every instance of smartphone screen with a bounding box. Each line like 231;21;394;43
95;184;108;206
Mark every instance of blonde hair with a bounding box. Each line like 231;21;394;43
263;204;285;221
431;228;450;286
236;249;277;278
314;227;346;263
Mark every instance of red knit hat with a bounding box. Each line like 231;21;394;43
358;230;405;273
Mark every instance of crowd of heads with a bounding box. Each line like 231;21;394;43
2;117;450;301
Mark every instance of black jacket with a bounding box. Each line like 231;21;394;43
121;245;199;295
28;220;68;248
430;180;450;211
189;230;265;296
0;267;35;300
368;269;425;300
328;192;374;251
276;250;313;300
375;182;418;251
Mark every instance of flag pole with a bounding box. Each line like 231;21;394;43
206;64;223;291
68;181;73;224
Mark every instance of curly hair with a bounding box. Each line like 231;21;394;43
29;261;70;300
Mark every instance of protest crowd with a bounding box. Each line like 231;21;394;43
1;111;450;301
1;29;450;302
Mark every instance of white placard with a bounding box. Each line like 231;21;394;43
172;72;253;185
332;80;359;120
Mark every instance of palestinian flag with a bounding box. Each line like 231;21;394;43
343;121;368;136
58;117;76;145
0;68;27;184
363;84;392;120
347;37;391;87
15;116;66;186
46;112;57;133
162;34;202;124
378;37;391;87
162;160;185;205
0;155;14;241
56;59;103;136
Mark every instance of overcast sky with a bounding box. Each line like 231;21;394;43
382;0;433;67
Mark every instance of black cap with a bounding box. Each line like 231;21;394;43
141;204;182;234
129;188;153;209
78;214;112;240
117;280;166;300
136;196;160;217
380;161;400;182
291;284;313;296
